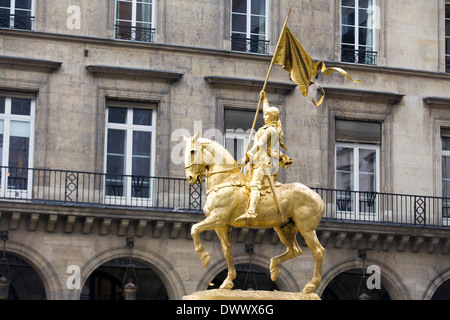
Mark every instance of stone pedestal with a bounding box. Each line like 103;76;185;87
183;289;321;300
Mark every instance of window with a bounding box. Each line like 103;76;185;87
441;130;450;220
446;4;450;73
224;108;263;165
0;96;35;199
231;0;269;54
105;105;156;206
341;0;377;65
0;0;34;30
115;0;155;42
335;120;380;219
336;144;379;192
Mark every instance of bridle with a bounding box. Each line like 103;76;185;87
185;141;246;178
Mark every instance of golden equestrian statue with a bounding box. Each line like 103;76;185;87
183;8;359;296
184;130;325;294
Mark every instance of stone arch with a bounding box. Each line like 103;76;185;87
4;239;61;300
195;253;300;293
77;245;186;300
317;257;410;300
422;267;450;300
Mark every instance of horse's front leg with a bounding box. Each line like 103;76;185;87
191;214;222;268
215;227;235;290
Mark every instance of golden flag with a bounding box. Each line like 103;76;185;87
273;27;361;107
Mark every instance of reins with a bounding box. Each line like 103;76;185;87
204;162;247;176
185;141;247;178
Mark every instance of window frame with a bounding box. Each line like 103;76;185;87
224;129;252;163
230;0;269;54
0;96;36;199
335;142;380;192
104;105;157;206
341;0;378;65
0;0;35;30
445;3;450;73
335;142;380;220
114;0;156;42
223;107;264;167
441;134;450;220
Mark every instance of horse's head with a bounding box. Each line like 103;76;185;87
183;131;239;184
184;131;207;184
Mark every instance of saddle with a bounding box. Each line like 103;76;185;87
258;174;283;195
205;153;293;197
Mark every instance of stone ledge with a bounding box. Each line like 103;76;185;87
0;201;449;254
321;87;404;105
86;65;183;83
205;76;296;94
0;55;62;73
424;97;450;107
183;289;320;300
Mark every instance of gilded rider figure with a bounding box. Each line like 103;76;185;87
235;91;292;222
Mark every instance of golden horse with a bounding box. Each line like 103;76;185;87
184;132;325;294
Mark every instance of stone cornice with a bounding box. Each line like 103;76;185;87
324;60;450;81
0;29;272;63
205;76;296;94
321;87;405;105
0;201;449;254
0;55;62;73
424;97;450;108
3;29;450;82
86;65;183;83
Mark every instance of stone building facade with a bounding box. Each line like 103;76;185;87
0;0;449;300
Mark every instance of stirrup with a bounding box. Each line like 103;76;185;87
234;210;257;222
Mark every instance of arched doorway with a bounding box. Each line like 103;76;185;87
0;252;46;300
197;251;300;293
321;268;391;300
431;279;450;300
208;263;280;291
81;258;168;300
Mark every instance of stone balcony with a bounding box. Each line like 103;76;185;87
0;191;449;256
0;166;449;255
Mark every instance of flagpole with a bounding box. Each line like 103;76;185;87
240;8;292;222
243;7;292;160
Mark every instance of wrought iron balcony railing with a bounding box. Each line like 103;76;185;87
0;167;202;212
231;36;269;55
115;24;155;43
313;188;450;228
0;166;449;228
0;13;34;30
341;48;377;65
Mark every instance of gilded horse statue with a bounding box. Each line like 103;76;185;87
184;132;325;294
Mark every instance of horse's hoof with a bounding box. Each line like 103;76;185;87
270;268;280;281
269;259;280;281
269;264;280;281
219;280;234;290
302;283;316;294
201;252;211;268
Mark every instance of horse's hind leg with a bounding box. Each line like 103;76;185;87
269;223;302;281
299;229;325;294
215;227;236;289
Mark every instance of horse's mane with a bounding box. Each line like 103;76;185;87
198;138;237;164
198;137;247;181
